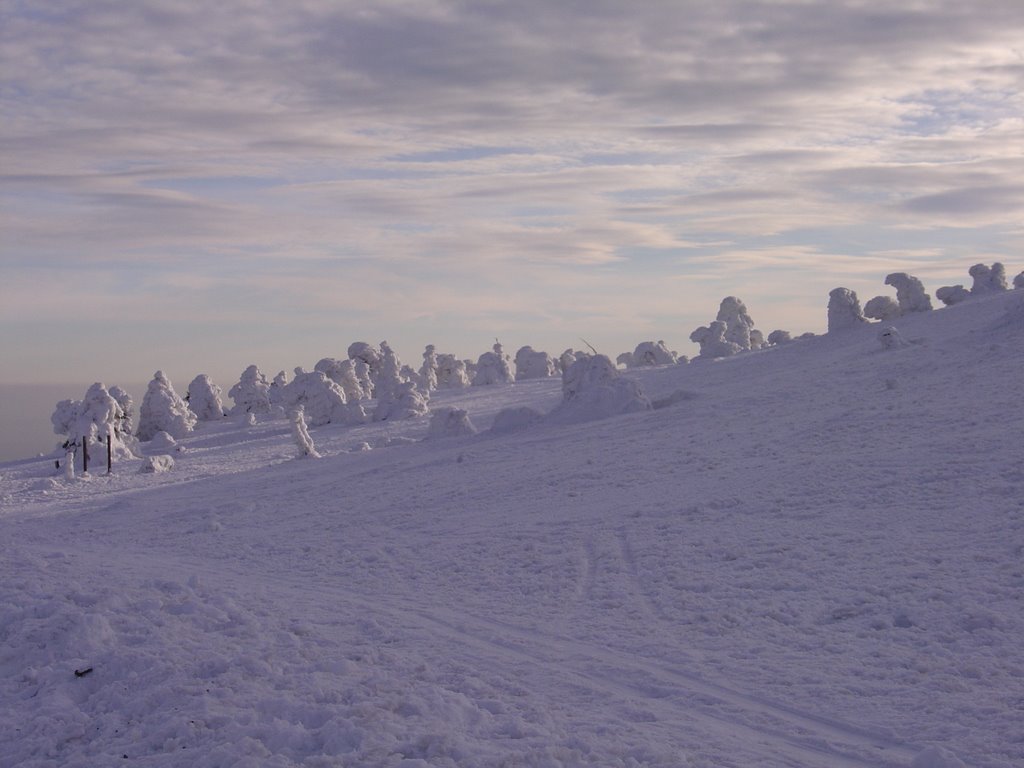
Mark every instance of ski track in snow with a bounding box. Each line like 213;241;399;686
3;289;1024;766
22;543;918;768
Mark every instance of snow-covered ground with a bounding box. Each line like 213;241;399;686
2;290;1023;767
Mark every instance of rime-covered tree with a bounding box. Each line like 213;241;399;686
473;342;515;386
229;365;273;417
514;346;558;380
187;374;225;421
137;371;197;441
827;288;869;333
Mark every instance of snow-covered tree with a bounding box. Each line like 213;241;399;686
864;295;902;321
137;371;197;441
187;374;225;422
419;345;439;391
289;406;320;458
229;365;272;417
827;288;869;333
373;380;429;422
628;341;677;367
970;262;1009;294
436;353;471;388
716;296;759;350
559;349;589;373
514;346;558;380
473;341;515;386
884;273;932;313
935;285;970;306
766;330;792;346
1014;271;1024;289
109;385;135;439
550;354;651;424
282;369;366;427
371;341;410;402
269;370;289;405
315;357;370;401
52;382;137;460
347;342;383;396
690;321;741;359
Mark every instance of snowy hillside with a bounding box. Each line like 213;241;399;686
2;290;1023;767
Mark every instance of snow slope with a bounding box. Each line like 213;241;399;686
2;290;1023;767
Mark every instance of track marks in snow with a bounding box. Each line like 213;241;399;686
617;527;674;624
91;547;919;768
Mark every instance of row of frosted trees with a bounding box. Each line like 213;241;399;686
51;261;1023;461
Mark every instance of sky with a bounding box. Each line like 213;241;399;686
2;0;1024;392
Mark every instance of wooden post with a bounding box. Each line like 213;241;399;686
82;437;88;474
107;431;113;475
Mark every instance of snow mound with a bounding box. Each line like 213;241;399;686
549;355;651;424
489;406;544;434
138;454;174;474
910;746;968;768
877;325;911;350
424;407;477;439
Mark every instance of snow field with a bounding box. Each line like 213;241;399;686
1;290;1023;766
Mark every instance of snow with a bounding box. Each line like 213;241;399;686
2;289;1024;767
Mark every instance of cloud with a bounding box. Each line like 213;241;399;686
3;1;1024;382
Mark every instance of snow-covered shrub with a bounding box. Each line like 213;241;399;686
289;406;320;458
228;365;273;417
514;346;558;380
615;352;634;368
884;273;932;313
864;295;902;321
716;296;758;350
315;357;370;401
827;288;869;333
935;285;970;306
436;353;471;388
424;407;477;439
187;374;225;421
766;330;792;346
748;330;765;351
473;342;515;386
629;341;677;367
283;370;366;427
690;321;742;359
490;406;544;434
373;381;430;422
550;354;651;424
1014;271;1024;289
877;325;911;350
970;262;1008;294
137;371;197;441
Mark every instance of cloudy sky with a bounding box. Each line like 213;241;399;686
2;0;1023;388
